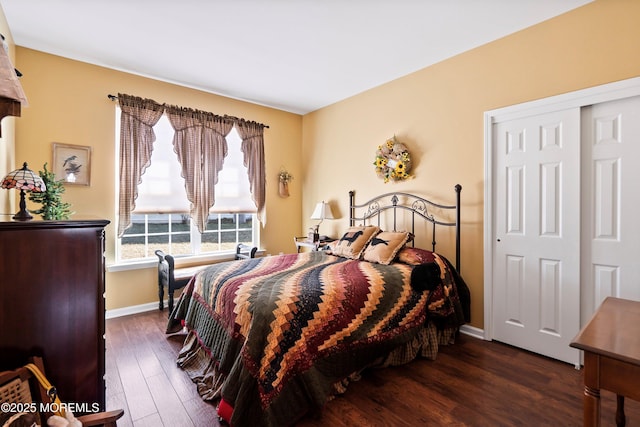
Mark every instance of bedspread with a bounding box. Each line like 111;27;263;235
167;250;467;427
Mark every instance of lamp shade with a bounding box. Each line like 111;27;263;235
2;162;46;221
310;201;334;220
2;162;46;192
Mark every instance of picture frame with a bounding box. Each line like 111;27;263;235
52;143;92;186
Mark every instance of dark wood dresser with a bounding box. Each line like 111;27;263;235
0;219;110;412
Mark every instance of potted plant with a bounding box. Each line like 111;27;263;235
29;163;74;220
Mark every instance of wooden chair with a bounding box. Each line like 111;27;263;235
0;356;123;427
156;244;258;312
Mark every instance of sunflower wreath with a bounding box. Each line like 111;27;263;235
374;136;412;183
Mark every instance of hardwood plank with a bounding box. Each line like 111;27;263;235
106;391;132;427
107;310;640;426
145;373;195;426
181;397;222;427
114;354;157;421
151;334;203;403
132;412;164;427
111;318;158;421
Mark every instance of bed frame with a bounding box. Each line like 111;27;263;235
349;184;462;271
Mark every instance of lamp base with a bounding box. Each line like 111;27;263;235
13;209;33;221
13;189;33;221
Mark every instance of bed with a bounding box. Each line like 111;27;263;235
167;186;470;427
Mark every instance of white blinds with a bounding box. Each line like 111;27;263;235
209;128;256;213
125;111;256;214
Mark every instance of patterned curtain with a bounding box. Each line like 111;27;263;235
117;93;164;237
165;105;233;233
235;119;267;224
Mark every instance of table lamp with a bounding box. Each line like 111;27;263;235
310;201;334;240
1;162;46;220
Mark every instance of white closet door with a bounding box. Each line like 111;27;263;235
581;96;640;321
492;108;581;365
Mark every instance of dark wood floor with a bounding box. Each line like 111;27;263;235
106;309;640;426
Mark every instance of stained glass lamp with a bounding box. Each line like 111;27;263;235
1;162;46;221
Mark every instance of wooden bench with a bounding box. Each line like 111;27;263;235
155;243;257;313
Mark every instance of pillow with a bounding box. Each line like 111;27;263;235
410;262;442;291
362;231;412;265
331;226;380;259
396;246;436;265
325;240;339;252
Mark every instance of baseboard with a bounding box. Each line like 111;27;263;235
460;324;485;340
106;300;166;319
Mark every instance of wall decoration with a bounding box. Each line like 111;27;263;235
374;136;412;183
52;143;91;185
278;168;293;198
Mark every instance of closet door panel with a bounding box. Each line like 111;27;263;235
582;96;640;321
492;108;581;365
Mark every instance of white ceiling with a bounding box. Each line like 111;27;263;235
1;0;592;115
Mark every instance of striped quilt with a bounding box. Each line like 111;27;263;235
168;250;466;427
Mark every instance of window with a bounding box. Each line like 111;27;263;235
119;212;255;260
115;110;259;262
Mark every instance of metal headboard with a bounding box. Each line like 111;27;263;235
349;184;461;271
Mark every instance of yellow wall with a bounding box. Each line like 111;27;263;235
5;0;640;325
11;48;302;310
301;0;640;328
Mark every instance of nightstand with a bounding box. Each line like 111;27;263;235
294;236;334;252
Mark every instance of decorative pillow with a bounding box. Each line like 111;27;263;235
331;226;380;259
410;262;442;291
396;246;436;265
363;231;412;265
324;240;339;252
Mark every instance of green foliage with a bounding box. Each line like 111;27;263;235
28;163;74;220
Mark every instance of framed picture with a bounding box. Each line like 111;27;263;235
52;143;92;185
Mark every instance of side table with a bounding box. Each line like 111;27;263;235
570;297;640;427
294;236;334;253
